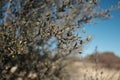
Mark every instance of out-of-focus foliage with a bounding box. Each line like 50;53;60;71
0;0;120;79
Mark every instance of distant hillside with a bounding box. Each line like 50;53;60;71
84;52;120;69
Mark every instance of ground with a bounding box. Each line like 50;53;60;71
63;59;120;80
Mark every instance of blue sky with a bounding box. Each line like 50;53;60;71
82;0;120;56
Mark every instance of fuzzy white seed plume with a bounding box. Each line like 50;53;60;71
10;66;18;73
86;35;92;41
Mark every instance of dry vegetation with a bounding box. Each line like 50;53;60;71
62;52;120;80
85;52;120;69
0;0;120;80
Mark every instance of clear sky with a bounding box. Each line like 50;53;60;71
82;0;120;56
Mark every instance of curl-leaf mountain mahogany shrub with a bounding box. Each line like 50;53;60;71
0;0;120;79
